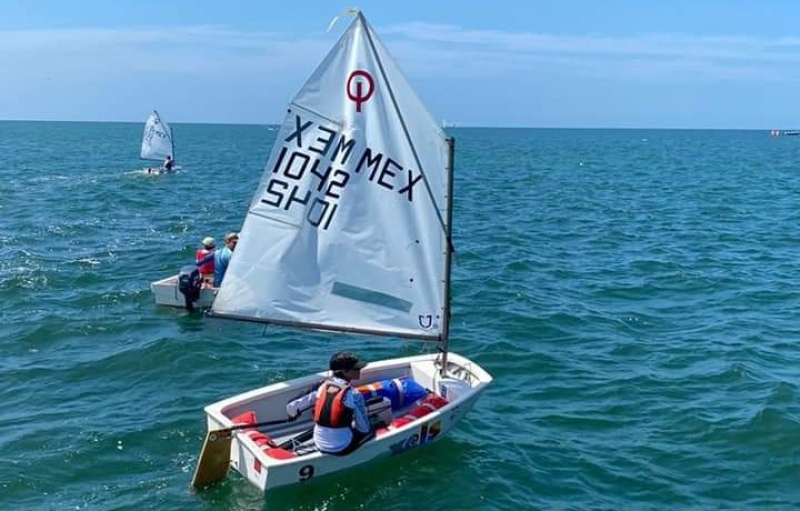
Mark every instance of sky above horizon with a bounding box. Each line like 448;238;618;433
3;1;800;129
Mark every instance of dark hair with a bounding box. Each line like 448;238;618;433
329;351;366;372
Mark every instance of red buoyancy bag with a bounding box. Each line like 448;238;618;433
382;393;449;432
230;410;297;459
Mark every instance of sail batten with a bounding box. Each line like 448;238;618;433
287;102;343;127
212;14;451;342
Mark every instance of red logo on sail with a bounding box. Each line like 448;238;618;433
347;70;375;112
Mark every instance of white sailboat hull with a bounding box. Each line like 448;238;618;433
141;165;182;175
150;275;217;309
203;352;492;492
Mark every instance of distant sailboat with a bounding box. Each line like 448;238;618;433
769;129;800;137
140;110;177;173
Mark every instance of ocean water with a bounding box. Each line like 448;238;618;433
2;122;800;510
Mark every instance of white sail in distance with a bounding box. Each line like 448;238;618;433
140;110;174;161
212;13;451;341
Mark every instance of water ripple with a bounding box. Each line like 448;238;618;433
3;125;800;509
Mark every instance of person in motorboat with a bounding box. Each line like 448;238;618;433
195;237;215;286
196;231;238;287
286;351;377;456
213;232;238;286
162;155;175;171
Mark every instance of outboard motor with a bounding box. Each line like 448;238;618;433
177;265;202;312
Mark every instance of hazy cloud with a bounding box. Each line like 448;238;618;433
4;23;800;81
1;22;798;124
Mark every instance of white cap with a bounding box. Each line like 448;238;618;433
202;237;215;248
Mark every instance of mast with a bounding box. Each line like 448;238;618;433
439;137;455;375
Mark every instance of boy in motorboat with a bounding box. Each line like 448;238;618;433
195;236;215;286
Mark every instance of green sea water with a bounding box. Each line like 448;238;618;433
2;122;800;510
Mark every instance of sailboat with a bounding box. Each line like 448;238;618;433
190;10;493;493
140;110;177;173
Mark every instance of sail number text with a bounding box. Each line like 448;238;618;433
144;126;167;143
260;114;424;230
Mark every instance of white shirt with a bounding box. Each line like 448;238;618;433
286;376;371;453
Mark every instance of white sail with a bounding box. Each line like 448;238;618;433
212;13;451;340
140;110;174;161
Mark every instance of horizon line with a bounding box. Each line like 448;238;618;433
0;118;790;131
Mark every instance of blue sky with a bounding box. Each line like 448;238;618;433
3;0;800;128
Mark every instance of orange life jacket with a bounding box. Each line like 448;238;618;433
196;249;214;275
313;380;354;428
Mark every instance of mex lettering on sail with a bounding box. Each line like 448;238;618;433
259;113;424;230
